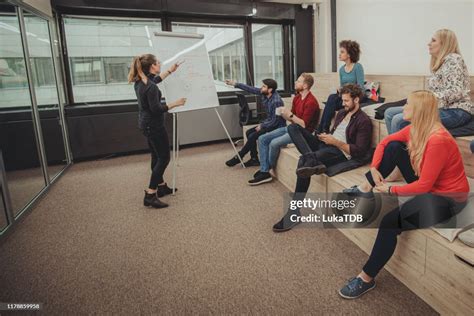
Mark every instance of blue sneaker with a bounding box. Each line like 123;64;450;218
339;277;376;299
342;185;374;199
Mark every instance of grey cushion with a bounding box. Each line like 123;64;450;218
458;228;474;247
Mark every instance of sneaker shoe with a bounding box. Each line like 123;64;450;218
244;158;260;167
248;172;273;186
225;155;241;167
339;277;376;299
342;185;374;198
253;170;262;178
272;209;301;232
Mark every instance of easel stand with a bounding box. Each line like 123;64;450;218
171;109;245;195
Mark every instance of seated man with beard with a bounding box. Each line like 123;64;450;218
248;73;320;186
273;83;373;232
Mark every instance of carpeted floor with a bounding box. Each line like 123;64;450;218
4;164;67;217
0;143;437;315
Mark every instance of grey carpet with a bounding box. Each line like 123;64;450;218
0;143;437;315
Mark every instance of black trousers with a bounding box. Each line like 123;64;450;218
288;123;348;198
144;126;170;189
318;93;343;133
365;141;418;186
239;126;273;160
362;141;465;277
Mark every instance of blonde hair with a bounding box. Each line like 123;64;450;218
128;54;157;84
407;90;443;175
430;29;461;72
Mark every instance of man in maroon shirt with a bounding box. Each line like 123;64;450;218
249;73;320;186
273;83;373;232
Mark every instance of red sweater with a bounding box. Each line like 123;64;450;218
292;92;320;132
371;126;469;196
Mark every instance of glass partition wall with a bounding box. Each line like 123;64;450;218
23;11;69;181
0;3;71;235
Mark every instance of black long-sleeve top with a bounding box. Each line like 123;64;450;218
134;74;169;131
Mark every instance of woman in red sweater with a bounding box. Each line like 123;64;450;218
339;90;469;299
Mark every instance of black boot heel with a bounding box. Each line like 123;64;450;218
157;184;177;197
144;191;168;208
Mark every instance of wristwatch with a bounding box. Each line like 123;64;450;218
289;114;294;119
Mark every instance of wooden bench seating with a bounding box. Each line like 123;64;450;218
273;144;474;315
241;73;474;314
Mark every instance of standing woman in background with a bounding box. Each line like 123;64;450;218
128;54;186;208
317;40;366;133
384;29;473;134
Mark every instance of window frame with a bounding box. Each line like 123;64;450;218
170;20;248;94
0;57;29;90
103;57;132;84
31;57;57;87
69;57;105;86
251;23;286;91
58;14;294;106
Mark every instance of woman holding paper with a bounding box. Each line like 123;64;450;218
128;54;186;208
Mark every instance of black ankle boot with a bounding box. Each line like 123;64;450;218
157;183;177;197
296;152;326;178
272;209;301;232
144;191;168;208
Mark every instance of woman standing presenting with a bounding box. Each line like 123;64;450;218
128;54;186;208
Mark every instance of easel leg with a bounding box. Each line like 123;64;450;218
214;108;245;168
176;113;180;166
172;113;177;195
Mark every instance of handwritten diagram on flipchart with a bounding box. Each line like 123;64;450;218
151;32;220;113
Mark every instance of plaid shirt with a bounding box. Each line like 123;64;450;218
235;83;286;129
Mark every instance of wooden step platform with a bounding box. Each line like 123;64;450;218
241;72;474;314
274;146;474;315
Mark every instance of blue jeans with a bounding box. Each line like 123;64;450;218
384;106;406;134
258;126;292;172
318;93;343;133
385;107;471;134
439;108;472;129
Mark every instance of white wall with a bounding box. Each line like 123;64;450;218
335;0;473;75
314;0;333;73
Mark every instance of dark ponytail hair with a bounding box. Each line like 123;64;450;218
128;54;157;84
